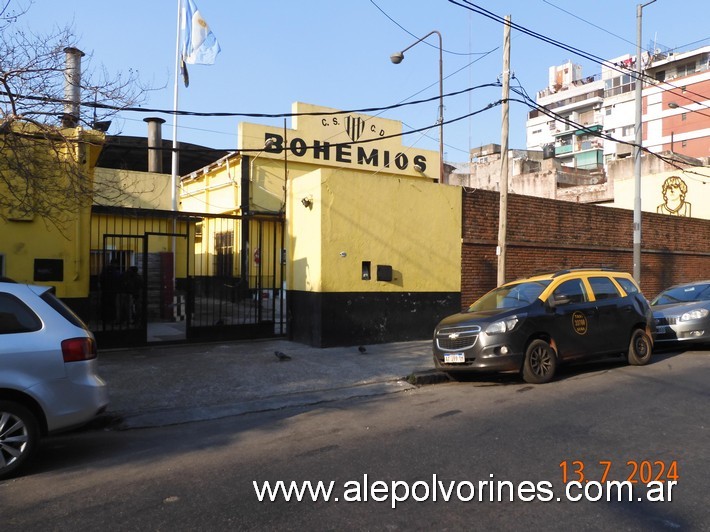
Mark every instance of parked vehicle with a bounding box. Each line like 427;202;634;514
0;281;109;479
433;269;654;384
651;280;710;345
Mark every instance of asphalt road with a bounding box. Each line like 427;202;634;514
1;349;708;530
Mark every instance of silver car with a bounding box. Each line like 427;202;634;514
0;281;109;479
651;280;710;345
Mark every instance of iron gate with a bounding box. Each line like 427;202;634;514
89;205;285;348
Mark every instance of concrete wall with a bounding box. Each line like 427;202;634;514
288;169;461;347
606;155;710;220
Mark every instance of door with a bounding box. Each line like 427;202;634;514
145;234;187;343
548;278;599;360
587;276;628;354
95;234;147;346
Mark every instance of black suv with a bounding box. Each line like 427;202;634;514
433;269;654;384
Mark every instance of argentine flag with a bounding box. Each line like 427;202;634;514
180;0;221;66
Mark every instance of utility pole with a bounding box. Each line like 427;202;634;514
497;15;511;286
633;0;656;283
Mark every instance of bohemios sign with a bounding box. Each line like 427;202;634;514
261;114;430;174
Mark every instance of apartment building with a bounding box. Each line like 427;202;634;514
526;45;710;167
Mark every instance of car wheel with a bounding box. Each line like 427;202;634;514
627;329;652;366
0;401;40;480
522;339;557;384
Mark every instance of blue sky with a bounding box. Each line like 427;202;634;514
22;0;710;163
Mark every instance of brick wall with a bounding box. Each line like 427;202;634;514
462;188;710;306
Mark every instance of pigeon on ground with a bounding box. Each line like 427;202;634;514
358;346;367;354
274;350;291;361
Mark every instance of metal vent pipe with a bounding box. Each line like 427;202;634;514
144;117;166;173
62;47;85;128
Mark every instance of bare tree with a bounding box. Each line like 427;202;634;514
0;1;149;231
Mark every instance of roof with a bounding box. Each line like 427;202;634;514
96;135;228;176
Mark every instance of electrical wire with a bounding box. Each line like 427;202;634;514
509;82;708;184
447;0;710;114
369;0;485;57
0;83;500;119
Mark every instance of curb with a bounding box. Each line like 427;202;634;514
406;369;452;385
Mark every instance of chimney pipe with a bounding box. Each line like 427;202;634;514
62;47;85;128
144;117;166;173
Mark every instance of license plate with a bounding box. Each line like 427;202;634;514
444;353;466;364
656;326;667;335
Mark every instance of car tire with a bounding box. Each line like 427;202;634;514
522;339;557;384
627;329;652;366
0;401;40;480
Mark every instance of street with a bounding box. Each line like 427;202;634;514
1;349;708;530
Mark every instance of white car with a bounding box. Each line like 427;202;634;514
0;281;109;479
652;280;710;345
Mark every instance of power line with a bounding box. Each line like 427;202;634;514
541;0;647;53
447;0;710;114
509;84;709;184
369;0;486;57
1;83;500;119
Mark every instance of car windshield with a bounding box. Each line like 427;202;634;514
468;280;551;312
652;283;710;305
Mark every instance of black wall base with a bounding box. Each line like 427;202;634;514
288;290;461;348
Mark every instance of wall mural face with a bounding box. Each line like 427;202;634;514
657;176;691;217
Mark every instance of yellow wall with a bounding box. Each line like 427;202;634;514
181;156;240;214
0;126;103;297
608;166;710;220
94;167;174;210
180;102;439;218
289;168;461;293
178;102;443;297
1;212;89;297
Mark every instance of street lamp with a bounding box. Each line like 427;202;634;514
391;30;445;184
633;0;656;284
668;101;710;119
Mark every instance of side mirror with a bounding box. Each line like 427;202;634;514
549;293;570;308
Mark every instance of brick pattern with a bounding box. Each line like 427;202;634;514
461;189;710;306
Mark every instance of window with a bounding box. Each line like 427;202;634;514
552;279;588;305
677;62;696;77
0;293;42;334
215;231;234;277
614;277;639;295
682;113;687;121
589;277;621;300
40;290;86;329
622;125;634;137
604;75;635;97
605;107;612;116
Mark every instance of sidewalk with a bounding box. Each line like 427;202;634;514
96;338;446;429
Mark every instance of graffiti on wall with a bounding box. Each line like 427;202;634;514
657;176;691;217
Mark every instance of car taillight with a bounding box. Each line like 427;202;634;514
61;337;97;362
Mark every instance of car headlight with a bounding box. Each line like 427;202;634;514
486;314;524;334
680;308;709;321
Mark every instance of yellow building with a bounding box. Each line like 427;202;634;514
0;123;104;306
181;102;462;346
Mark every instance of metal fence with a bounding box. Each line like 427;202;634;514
89;205;285;348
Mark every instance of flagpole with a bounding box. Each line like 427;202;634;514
171;0;181;215
170;0;181;313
